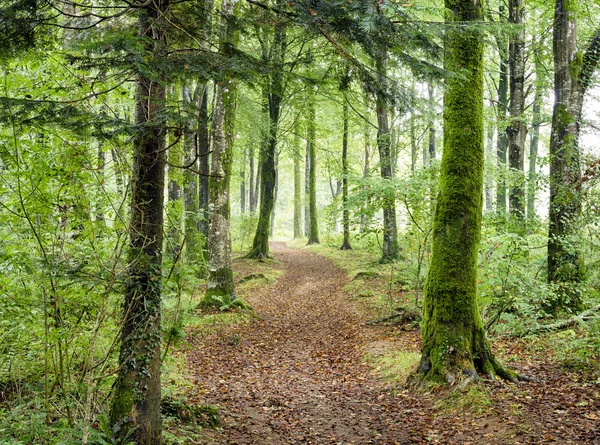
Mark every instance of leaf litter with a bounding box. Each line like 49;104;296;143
186;242;600;444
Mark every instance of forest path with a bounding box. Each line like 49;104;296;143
186;242;600;444
188;241;420;444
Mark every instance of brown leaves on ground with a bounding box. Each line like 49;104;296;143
186;242;600;444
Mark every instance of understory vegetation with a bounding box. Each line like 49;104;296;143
1;0;600;442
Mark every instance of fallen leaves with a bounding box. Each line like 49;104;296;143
182;242;600;445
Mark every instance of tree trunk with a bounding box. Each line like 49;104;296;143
198;84;210;240
419;0;518;384
167;114;183;260
247;12;286;259
96;142;105;225
340;96;352;250
240;146;246;214
253;149;261;212
527;50;543;220
307;95;319;245
304;127;311;237
248;145;256;213
360;120;372;233
375;49;399;263
428;83;438;214
270;149;279;237
485;112;495;211
507;0;527;221
495;8;509;217
183;84;201;261
293;118;303;238
547;0;600;313
109;1;168;441
203;0;239;304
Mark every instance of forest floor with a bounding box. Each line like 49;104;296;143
183;242;600;444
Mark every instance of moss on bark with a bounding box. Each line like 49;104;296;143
419;0;522;385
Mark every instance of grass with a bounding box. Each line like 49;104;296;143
365;350;421;385
433;385;492;415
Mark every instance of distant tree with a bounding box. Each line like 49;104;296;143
507;0;527;221
247;1;287;258
307;93;320;245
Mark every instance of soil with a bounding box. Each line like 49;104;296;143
187;242;600;444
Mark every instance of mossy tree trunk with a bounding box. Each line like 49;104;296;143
547;0;600;313
247;11;286;259
375;49;399;262
203;0;239;305
293;117;303;238
307;94;319;245
419;0;518;385
304;128;311;237
109;1;168;442
507;0;527;222
340;95;352;250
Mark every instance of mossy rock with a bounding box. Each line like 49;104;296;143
356;289;375;298
161;396;220;427
238;273;272;284
198;295;251;312
352;270;381;281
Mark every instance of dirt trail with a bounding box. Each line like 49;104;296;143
187;242;600;445
189;242;419;444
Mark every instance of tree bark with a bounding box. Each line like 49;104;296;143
304;124;311;237
507;0;527;221
204;0;239;304
419;0;518;384
198;84;210;241
293;118;303;238
340;96;352;250
360;120;372;233
270;149;279;237
547;0;600;313
527;49;543;220
240;146;246;214
248;145;256;212
495;7;509;218
307;95;319;245
183;84;201;261
375;49;399;263
109;1;168;441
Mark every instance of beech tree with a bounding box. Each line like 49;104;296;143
204;0;239;305
307;93;320;245
247;1;287;258
507;0;527;221
419;0;520;383
375;48;399;262
547;0;600;313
